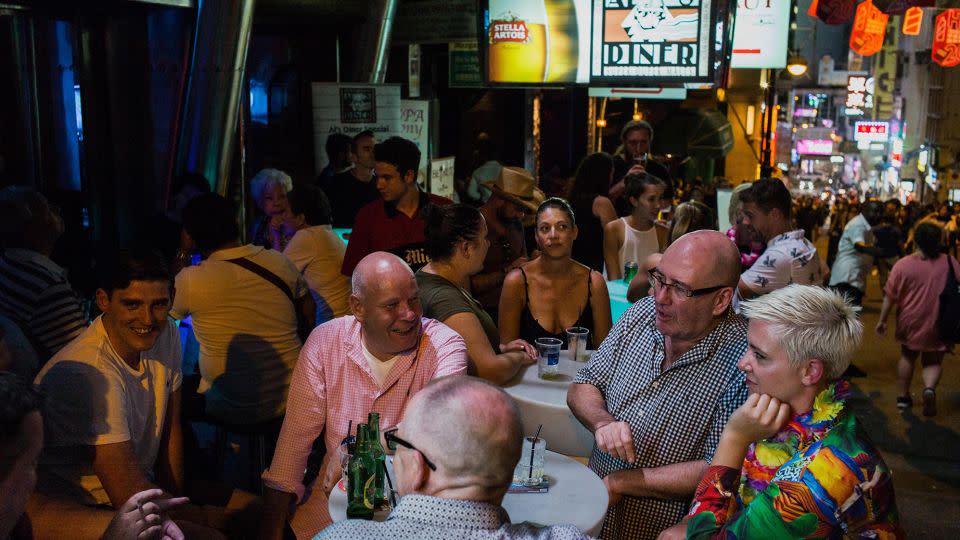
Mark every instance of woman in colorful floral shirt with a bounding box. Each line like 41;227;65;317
659;285;903;540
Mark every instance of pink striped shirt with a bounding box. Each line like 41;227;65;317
262;316;467;538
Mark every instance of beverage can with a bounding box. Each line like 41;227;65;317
624;261;639;283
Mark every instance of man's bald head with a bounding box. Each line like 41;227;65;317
666;230;741;288
351;252;415;298
402;376;523;492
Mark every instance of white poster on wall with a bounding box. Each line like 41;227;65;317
311;83;401;174
400;99;431;190
429;157;456;200
730;0;791;69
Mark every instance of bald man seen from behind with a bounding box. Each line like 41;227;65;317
316;376;591;540
567;230;749;540
259;252;468;540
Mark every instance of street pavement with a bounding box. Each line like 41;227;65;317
834;254;960;538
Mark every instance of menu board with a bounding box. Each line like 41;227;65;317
589;0;716;83
483;0;591;85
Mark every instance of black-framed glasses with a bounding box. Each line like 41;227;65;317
384;428;437;471
647;269;726;298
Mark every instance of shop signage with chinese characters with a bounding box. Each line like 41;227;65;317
853;120;889;143
590;0;717;83
796;139;834;155
932;9;960;68
849;0;888;57
845;75;873;116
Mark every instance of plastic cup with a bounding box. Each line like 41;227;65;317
566;327;590;362
512;436;547;486
535;337;562;380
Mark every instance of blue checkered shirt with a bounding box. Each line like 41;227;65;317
573;297;748;540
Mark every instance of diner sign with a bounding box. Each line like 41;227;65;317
730;0;791;69
589;0;715;83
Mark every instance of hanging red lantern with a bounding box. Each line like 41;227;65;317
808;0;820;18
850;0;889;56
873;0;933;15
817;0;856;25
932;9;960;68
902;6;923;35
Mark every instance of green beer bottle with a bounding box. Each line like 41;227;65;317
367;412;387;508
346;423;375;519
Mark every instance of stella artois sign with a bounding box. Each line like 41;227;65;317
850;0;888;56
932;9;960;68
817;0;855;24
902;6;923;35
490;19;529;44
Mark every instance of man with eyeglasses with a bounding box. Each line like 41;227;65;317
260;252;468;540
317;376;589;539
568;230;749;540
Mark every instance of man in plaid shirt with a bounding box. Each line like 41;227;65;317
568;231;749;539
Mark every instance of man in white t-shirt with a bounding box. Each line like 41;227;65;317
30;251;230;538
828;201;884;306
737;179;823;300
171;193;314;425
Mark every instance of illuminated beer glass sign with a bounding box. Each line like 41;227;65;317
589;0;717;83
484;0;591;85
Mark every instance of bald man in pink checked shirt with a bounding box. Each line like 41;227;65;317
259;252;468;539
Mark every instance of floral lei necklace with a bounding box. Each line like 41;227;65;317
738;379;850;505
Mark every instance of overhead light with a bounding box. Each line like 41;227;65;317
596;118;607;128
786;51;808;77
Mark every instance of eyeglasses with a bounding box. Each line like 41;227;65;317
647;269;727;298
384;428;437;471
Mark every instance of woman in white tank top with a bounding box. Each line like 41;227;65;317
603;172;668;280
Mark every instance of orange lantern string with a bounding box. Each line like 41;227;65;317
931;9;960;68
902;6;923;36
850;0;889;56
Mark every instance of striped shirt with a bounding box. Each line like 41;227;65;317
573;297;748;540
262;316;468;539
0;249;86;362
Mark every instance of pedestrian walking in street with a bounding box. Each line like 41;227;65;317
876;221;958;416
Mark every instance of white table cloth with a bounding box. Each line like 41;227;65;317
502;354;596;458
328;450;608;536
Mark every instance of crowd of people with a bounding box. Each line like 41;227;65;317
3;119;956;539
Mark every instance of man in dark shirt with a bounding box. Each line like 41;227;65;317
320;130;380;228
341;137;451;276
611;120;671;216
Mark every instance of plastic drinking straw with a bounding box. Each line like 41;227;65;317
382;460;397;507
528;424;543;482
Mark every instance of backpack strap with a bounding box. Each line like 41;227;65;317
224;257;295;303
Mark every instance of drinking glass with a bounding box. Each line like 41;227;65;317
566;327;590;362
535;337;562;379
513;436;547;486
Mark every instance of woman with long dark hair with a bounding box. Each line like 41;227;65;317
568;152;618;272
417;204;536;384
499;198;612;350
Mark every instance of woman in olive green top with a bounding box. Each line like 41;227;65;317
417;204;537;385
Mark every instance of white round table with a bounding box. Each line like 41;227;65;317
328;451;608;536
502;354;597;458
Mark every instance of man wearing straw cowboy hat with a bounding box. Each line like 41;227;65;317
471;167;545;322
